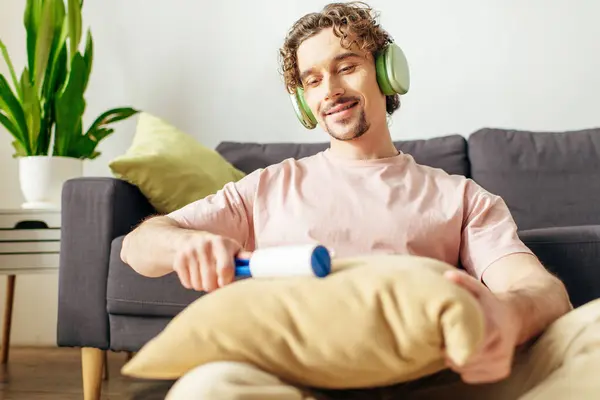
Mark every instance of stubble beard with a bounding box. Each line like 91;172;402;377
325;108;370;141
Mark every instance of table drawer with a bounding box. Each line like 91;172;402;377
0;211;60;229
0;253;60;271
0;229;60;241
0;241;61;253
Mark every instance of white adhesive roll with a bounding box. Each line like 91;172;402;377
248;244;331;278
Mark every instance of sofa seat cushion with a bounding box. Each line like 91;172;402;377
468;127;600;230
107;236;204;317
216;134;470;177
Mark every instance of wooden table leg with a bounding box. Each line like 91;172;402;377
1;275;16;365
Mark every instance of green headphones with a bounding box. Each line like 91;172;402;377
290;42;410;129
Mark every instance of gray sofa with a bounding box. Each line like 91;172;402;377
57;127;600;398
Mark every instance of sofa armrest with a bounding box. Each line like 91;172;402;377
57;177;156;349
519;225;600;308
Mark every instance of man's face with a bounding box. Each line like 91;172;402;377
296;28;387;141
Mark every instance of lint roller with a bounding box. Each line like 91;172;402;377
234;244;331;278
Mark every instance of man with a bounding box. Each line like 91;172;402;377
121;2;572;398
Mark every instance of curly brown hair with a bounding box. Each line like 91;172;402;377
279;2;400;115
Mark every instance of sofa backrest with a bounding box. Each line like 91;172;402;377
468;127;600;230
216;134;470;177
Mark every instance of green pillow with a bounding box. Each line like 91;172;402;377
109;112;245;214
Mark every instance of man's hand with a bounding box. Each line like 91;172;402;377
172;232;249;292
444;270;522;384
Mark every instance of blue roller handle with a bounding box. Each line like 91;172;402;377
234;258;251;277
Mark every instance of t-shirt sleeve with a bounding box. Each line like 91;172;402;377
460;179;534;280
166;169;261;251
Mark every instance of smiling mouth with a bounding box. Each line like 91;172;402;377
326;101;359;116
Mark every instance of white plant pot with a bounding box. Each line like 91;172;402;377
19;156;83;210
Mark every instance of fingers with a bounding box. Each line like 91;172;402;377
198;242;218;292
173;251;192;290
446;335;513;385
446;355;511;384
444;270;487;298
447;345;508;372
237;250;252;260
173;235;242;292
455;360;512;384
187;249;203;291
461;367;510;384
214;241;236;287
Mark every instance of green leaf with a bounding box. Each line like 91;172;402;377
73;126;114;158
50;4;69;80
57;17;69;55
0;40;21;100
87;127;114;142
20;68;42;154
82;30;93;91
64;108;138;159
86;107;138;135
24;0;43;78
34;0;67;155
0;112;19;137
46;43;68;98
37;98;54;157
42;2;67;99
11;140;28;157
40;44;68;158
33;0;57;93
0;74;30;152
67;0;82;59
54;53;87;156
0;112;27;154
68;107;138;159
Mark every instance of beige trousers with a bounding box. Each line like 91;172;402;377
166;299;600;400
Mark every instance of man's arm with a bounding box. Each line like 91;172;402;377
121;171;259;281
121;216;198;278
449;181;573;383
482;252;572;345
121;215;246;290
458;180;572;344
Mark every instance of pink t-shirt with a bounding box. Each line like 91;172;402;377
167;149;533;279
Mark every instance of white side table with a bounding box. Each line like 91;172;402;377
0;208;61;364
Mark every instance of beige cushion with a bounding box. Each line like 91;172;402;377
121;255;485;389
515;298;600;400
109;112;245;214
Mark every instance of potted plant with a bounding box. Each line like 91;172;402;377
0;0;138;208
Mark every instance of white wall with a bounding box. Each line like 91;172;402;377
1;0;599;345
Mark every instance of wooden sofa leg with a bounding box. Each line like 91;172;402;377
103;351;109;381
82;348;104;400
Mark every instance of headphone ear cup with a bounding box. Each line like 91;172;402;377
375;43;410;96
290;87;317;129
